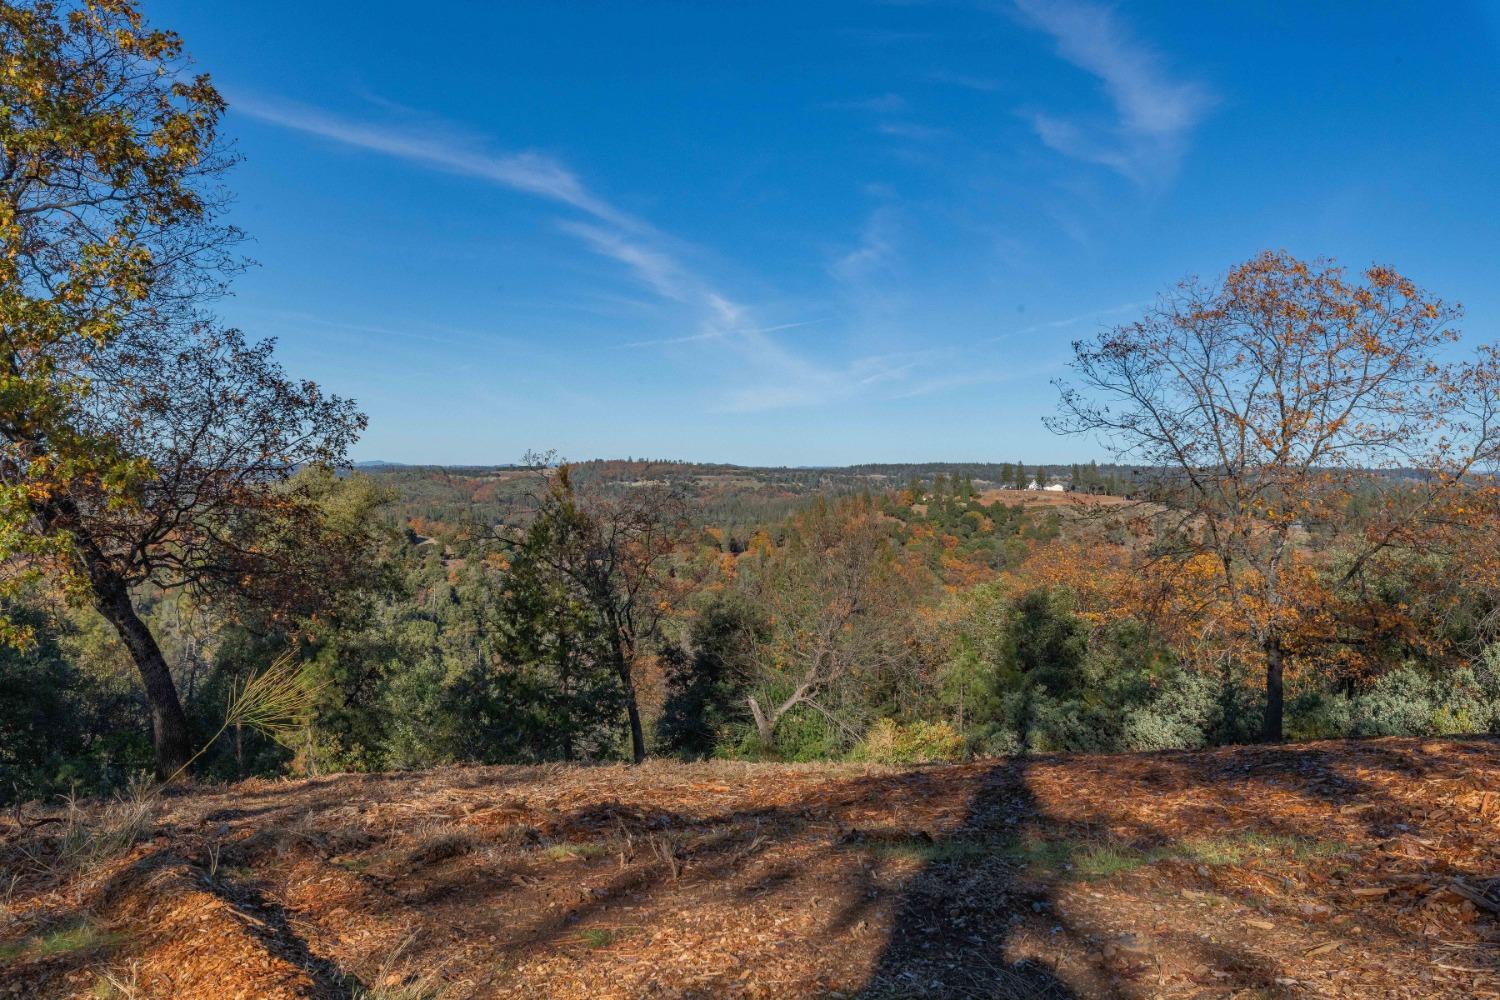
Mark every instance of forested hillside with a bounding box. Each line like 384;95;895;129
9;452;1500;802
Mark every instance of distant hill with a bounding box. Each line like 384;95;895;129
353;459;1127;541
357;459;1143;536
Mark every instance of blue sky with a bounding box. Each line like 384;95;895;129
152;1;1500;466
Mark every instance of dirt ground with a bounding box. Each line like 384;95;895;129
2;737;1498;999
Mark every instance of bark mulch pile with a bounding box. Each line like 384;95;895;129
2;736;1496;998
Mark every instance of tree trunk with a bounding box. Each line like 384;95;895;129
35;495;193;779
91;573;193;778
1261;634;1285;743
746;695;775;747
623;694;646;766
556;621;574;762
608;639;646;764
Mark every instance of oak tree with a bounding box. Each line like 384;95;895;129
1052;252;1500;740
0;2;364;775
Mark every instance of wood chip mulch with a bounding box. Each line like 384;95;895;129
1;736;1496;998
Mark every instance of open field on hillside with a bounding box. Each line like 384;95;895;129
978;488;1137;510
3;738;1498;999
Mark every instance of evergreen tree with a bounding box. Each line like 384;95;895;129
656;596;761;758
467;532;621;762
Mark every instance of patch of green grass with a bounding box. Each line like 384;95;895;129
1001;836;1079;870
34;924;109;957
542;842;606;861
848;834;1092;870
860;837;994;864
1179;836;1252;866
1071;843;1156;878
851;827;1348;881
577;928;616;949
990;836;1167;879
1180;831;1345;866
0;922;120;965
842;828;1347;884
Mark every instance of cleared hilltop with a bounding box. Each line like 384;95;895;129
3;737;1498;999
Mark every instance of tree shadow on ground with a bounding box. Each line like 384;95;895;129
5;739;1496;997
854;737;1500;998
854;759;1083;998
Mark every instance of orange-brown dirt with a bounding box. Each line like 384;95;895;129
3;737;1498;998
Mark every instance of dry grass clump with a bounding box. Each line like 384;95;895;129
351;934;452;1000
54;783;155;876
93;961;143;998
6;778;157;887
403;824;478;867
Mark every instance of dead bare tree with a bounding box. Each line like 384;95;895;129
739;497;921;747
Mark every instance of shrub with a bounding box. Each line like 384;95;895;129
1351;667;1443;736
1019;693;1119;753
1286;689;1355;741
1288;658;1500;741
714;703;846;762
851;718;965;764
772;705;847;762
967;725;1021;757
1120;670;1220;751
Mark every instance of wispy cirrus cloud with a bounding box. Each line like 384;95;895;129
831;205;901;286
891;361;1065;399
235;93;950;412
1013;0;1215;185
555;220;695;303
718;349;935;412
929;70;1004;93
875;120;949;142
235;95;643;230
1000;298;1148;340
621;320;824;351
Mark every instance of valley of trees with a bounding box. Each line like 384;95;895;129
8;425;1500;801
5;0;1500;805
